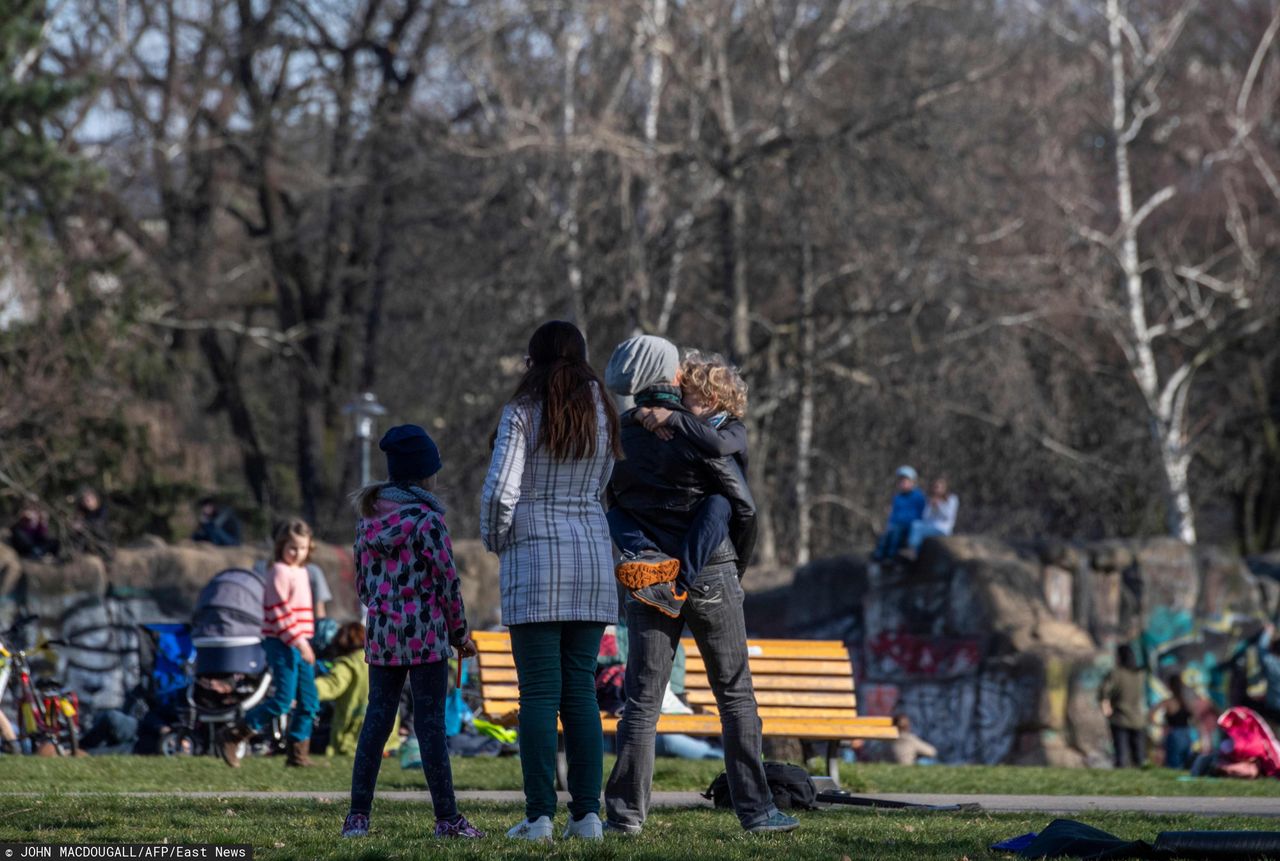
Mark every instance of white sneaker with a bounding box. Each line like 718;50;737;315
563;812;603;840
506;816;553;842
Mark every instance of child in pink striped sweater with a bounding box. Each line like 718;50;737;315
218;518;321;768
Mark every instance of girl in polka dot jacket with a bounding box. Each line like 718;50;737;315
340;424;482;840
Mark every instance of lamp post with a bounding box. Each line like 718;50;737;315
343;392;387;487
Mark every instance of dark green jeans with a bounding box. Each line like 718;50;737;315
509;621;606;821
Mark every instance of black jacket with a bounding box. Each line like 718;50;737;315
608;405;757;574
666;411;749;475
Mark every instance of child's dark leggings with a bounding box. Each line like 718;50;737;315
349;660;456;820
607;495;731;586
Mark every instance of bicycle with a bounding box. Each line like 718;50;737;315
0;614;82;756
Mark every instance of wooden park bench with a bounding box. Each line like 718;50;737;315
472;630;896;787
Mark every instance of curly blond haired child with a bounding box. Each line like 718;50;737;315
610;351;750;617
642;350;748;471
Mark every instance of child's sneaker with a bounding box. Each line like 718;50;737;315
341;812;370;838
506;816;553;842
631;580;688;618
615;549;680;590
563;812;603;840
435;814;484;838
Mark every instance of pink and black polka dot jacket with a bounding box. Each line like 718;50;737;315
354;491;468;666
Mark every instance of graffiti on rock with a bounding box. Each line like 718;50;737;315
895;672;1028;764
57;592;169;712
858;682;900;717
864;632;981;680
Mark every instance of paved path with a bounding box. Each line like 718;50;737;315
869;793;1280;817
13;790;1278;817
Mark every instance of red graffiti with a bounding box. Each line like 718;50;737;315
866;631;981;678
859;683;901;717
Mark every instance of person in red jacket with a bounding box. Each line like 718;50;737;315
218;518;319;768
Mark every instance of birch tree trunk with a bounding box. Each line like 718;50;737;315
1106;0;1196;544
562;28;587;325
794;220;816;566
629;0;667;329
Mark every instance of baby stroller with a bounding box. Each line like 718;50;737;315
165;568;280;758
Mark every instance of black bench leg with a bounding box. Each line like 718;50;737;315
556;734;569;791
827;741;841;787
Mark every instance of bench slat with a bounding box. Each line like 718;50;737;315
741;706;865;719
683;674;853;692
480;701;883;724
485;685;858;708
476;654;517;669
681;639;850;659
474;710;895;740
686;657;853;676
686;689;855;708
480;703;865;720
477;668;853;693
599;715;898;740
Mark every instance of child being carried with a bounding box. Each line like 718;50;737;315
609;351;750;617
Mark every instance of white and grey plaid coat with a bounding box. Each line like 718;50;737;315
480;394;618;626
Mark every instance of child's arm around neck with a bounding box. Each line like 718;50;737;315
667;410;747;459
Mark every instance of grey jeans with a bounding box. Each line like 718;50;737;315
605;564;776;829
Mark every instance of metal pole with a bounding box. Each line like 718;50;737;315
358;416;373;487
346;392;385;489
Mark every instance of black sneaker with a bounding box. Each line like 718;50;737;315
616;549;680;590
631;580;688;618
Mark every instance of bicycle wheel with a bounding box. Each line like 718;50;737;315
50;696;79;756
62;715;79;756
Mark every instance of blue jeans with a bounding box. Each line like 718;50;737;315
1165;726;1193;770
606;564;776;831
655;733;723;760
350;661;456;820
608;496;731;587
907;521;946;551
873;523;910;560
81;710;139;753
245;637;319;743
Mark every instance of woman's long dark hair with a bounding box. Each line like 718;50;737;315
502;320;622;461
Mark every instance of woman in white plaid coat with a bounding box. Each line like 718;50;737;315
480;320;622;842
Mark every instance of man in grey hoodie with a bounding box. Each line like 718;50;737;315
600;335;797;836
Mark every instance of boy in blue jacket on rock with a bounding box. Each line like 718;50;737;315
872;466;926;562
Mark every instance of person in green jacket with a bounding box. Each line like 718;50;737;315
316;623;399;756
1100;644;1147;768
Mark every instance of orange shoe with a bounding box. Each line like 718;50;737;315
616;550;680;590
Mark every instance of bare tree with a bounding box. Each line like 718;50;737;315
1064;0;1278;543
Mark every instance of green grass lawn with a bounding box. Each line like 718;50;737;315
2;758;1278;860
1;754;1278;797
0;797;1277;861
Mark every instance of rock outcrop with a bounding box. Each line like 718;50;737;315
785;535;1279;767
0;536;501;712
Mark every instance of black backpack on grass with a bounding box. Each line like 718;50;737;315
702;761;819;811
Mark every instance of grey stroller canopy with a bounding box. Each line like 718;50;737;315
193;567;265;640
